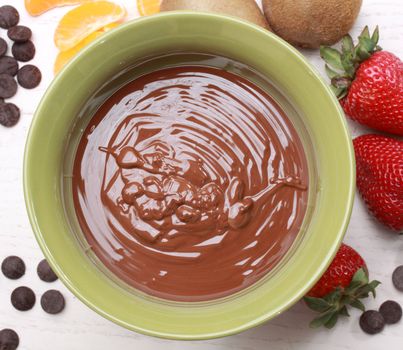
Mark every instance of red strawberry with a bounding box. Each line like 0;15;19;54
304;244;380;328
353;134;403;231
307;244;366;298
321;26;403;135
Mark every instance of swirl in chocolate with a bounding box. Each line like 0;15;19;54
73;66;309;301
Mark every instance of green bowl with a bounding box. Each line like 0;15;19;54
23;12;354;340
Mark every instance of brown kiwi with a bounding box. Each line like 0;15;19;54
262;0;362;48
160;0;271;30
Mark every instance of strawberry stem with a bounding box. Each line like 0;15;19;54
304;268;381;328
320;26;383;100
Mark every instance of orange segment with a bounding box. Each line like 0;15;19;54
54;23;118;74
25;0;92;17
54;32;103;74
137;0;160;16
54;1;126;51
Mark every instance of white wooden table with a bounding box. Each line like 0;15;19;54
0;0;402;349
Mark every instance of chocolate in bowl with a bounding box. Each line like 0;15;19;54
24;13;354;340
72;65;309;302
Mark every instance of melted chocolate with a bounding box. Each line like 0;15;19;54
72;66;309;302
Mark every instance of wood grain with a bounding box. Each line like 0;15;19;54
0;0;402;349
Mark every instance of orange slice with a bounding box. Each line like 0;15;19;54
54;1;126;51
54;23;118;74
25;0;93;16
137;0;160;16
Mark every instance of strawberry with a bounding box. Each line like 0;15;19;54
353;134;403;231
304;244;380;328
320;26;403;136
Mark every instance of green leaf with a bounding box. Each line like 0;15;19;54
320;46;344;70
359;36;376;53
339;305;350;317
358;280;381;298
338;90;348;100
351;268;369;285
310;311;336;329
371;26;380;45
355;45;371;61
304;296;332;313
350;299;366;312
342;34;354;53
340;295;353;306
330;85;347;99
360;26;370;40
341;52;355;77
325;64;339;79
324;313;339;329
344;280;363;294
325;288;342;304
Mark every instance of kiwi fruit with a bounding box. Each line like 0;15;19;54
262;0;362;48
160;0;271;30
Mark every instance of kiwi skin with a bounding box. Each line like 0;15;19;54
161;0;271;30
262;0;362;49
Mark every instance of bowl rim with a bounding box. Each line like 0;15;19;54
23;11;355;340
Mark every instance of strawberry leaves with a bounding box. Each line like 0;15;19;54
320;47;344;70
341;35;354;53
304;268;381;329
320;26;382;100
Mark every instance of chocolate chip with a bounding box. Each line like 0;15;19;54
11;286;36;311
11;41;35;62
0;38;7;57
0;103;20;127
8;26;32;43
0;56;19;76
0;97;4;104
359;310;385;335
0;74;17;98
392;265;403;291
37;259;58;282
379;300;402;324
40;290;65;314
1;256;25;279
0;6;19;29
17;65;41;89
0;329;19;350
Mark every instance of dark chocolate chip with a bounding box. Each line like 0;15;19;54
8;26;32;43
392;265;403;291
11;286;36;311
359;310;385;335
40;290;65;314
379;300;402;324
0;6;19;29
0;103;20;127
0;74;17;98
0;38;7;57
0;56;19;76
0;329;19;350
1;256;25;279
0;97;4;104
12;41;35;62
37;259;58;282
17;65;41;89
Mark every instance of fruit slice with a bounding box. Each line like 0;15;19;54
54;24;118;74
137;0;160;16
25;0;92;17
54;1;126;51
